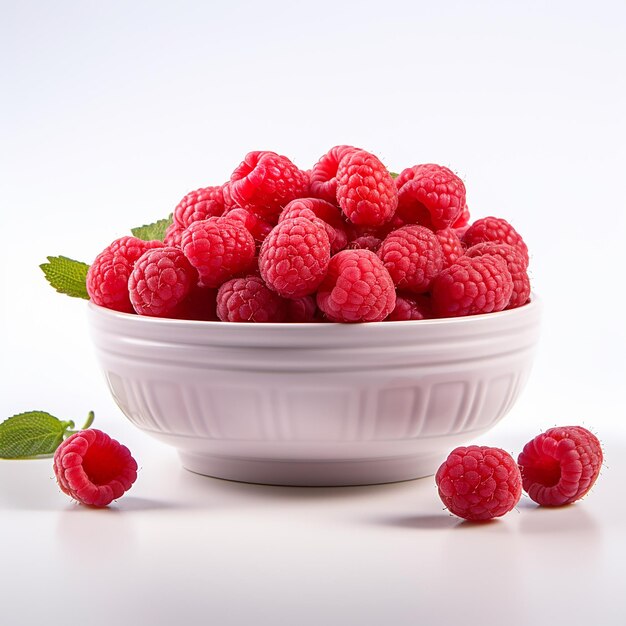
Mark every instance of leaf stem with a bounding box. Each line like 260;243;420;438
65;411;95;436
81;411;95;430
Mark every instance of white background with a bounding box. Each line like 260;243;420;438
1;1;625;625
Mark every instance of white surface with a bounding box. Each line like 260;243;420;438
1;1;625;625
88;299;541;485
1;420;625;626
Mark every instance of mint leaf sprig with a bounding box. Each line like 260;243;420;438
40;256;90;299
40;215;173;299
0;411;95;459
131;214;173;241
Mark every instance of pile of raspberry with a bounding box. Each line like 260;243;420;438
86;147;531;322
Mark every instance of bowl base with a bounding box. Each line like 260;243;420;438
179;451;444;486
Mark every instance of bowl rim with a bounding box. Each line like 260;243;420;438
87;293;540;330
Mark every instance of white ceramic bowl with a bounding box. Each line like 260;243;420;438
87;298;541;486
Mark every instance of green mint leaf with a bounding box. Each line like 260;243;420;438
389;171;399;179
40;256;90;300
131;214;173;242
0;411;75;458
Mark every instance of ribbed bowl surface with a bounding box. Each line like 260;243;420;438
87;298;541;485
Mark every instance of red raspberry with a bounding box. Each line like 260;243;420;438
164;222;185;247
463;217;529;266
336;149;398;226
86;236;164;313
53;429;138;507
453;203;470;228
259;217;330;299
386;294;433;321
517;426;603;507
286;295;317;322
431;254;514;317
309;145;359;203
279;198;348;254
436;446;522;521
316;249;396;322
465;242;530;309
395;164;465;230
221;181;238;211
181;218;255;288
378;225;444;294
435;228;465;268
216;275;287;322
172;186;225;228
129;247;196;317
229;151;308;221
346;235;382;253
222;208;273;244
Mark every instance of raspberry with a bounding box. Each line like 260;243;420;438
222;208;273;243
518;426;603;506
435;228;465;268
172;186;225;228
436;446;522;521
181;218;255;288
216;275;287;322
86;236;164;313
386;294;432;321
465;242;530;309
463;217;529;266
316;249;396;322
259;217;331;299
309;145;359;203
53;429;138;507
279;198;348;254
453;203;470;228
221;181;238;211
431;254;514;317
129;247;196;317
396;164;465;230
164;222;185;247
286;295;317;322
336;149;398;226
346;235;382;253
229;151;308;221
378;225;444;293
